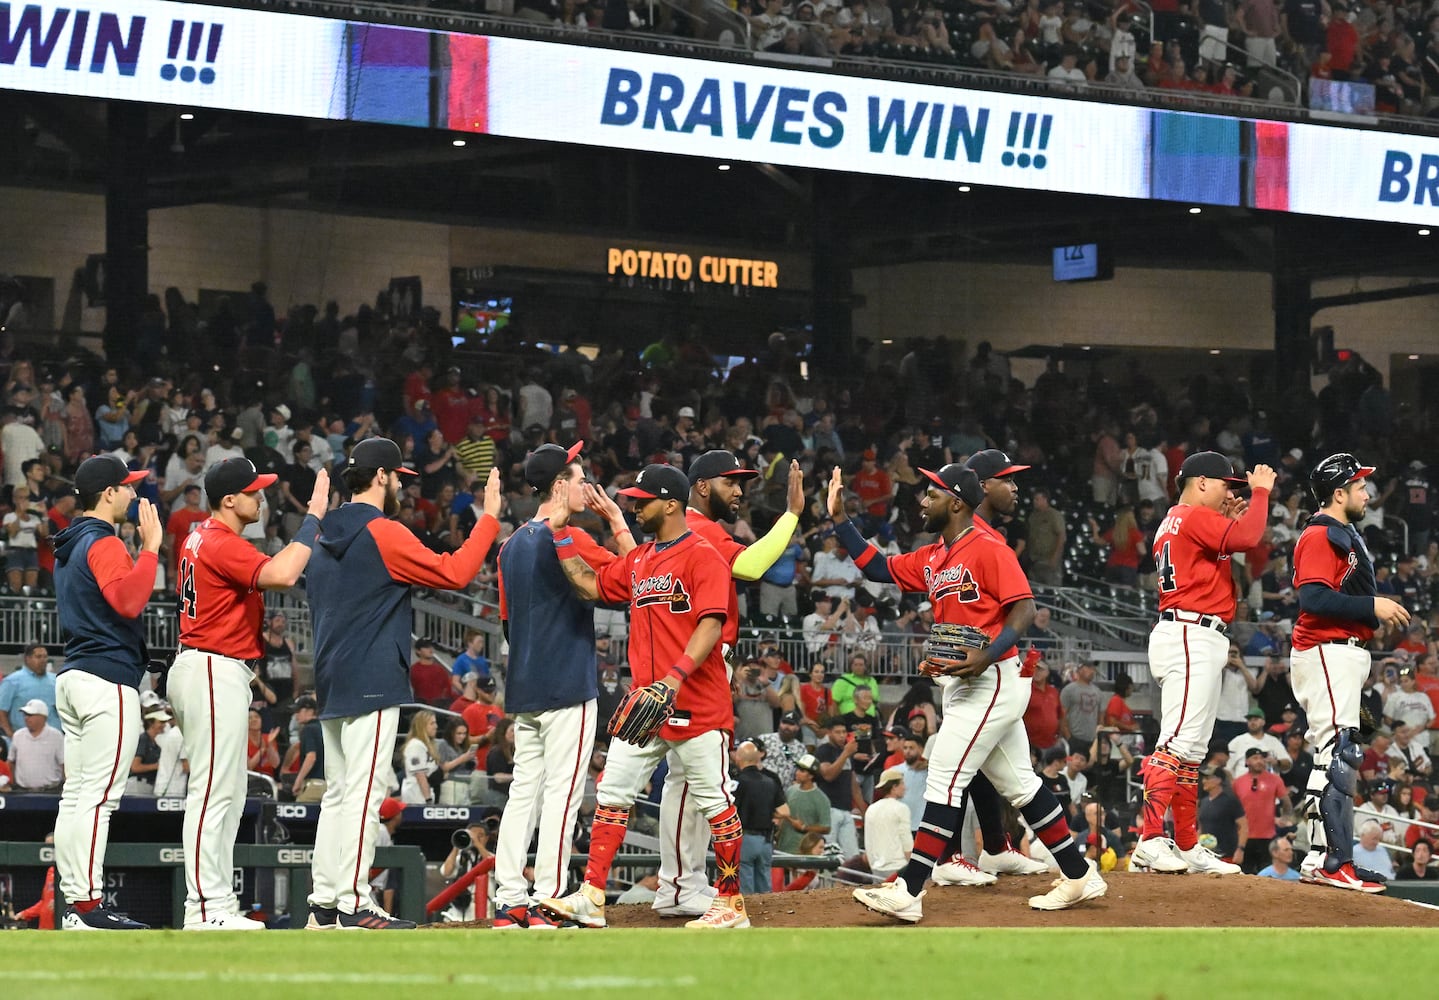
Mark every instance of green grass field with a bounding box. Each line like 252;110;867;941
10;928;1438;999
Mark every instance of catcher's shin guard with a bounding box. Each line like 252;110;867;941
1321;728;1363;868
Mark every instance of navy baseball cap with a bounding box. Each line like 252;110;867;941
347;438;417;475
74;454;147;495
524;441;584;491
919;463;983;509
1176;451;1246;488
965;449;1031;481
688;449;759;485
618;464;689;501
205;458;277;503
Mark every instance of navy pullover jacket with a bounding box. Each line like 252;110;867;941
54;517;155;688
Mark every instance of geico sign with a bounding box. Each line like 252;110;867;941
275;804;310;819
159;848;186;863
156;797;187;811
39;847;55;863
277;849;314;865
421;807;471;821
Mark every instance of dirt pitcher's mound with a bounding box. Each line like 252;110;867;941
604;875;1439;929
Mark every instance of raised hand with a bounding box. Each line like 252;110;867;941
1248;463;1277;493
482;467;503;520
306;468;331;519
136;499;163;553
786;460;805;516
827;467;846;520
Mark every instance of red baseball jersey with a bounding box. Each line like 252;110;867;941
1291;522;1374;650
594;531;733;739
882;527;1031;660
1151;492;1269;621
685;509;743;645
178;518;270;659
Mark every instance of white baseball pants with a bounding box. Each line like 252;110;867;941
1291;643;1367;765
1147;620;1229;762
654;749;720;911
925;656;1042;807
493;699;596;909
308;707;401;915
53;670;140;906
600;728;732;818
168;649;253;925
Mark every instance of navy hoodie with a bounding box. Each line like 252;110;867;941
308;502;499;720
54;517;154;688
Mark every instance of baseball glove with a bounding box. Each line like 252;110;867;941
922;623;990;675
1358;704;1379;744
608;681;677;747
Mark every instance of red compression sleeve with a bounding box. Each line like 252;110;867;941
88;536;157;619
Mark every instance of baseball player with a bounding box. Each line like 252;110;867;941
167;458;330;929
1292;454;1407;892
829;465;1105;921
51;455;160;930
305;438;502;931
948;449;1057;880
1132;452;1274;875
539;463;749;930
492;442;637;929
657;449;805;917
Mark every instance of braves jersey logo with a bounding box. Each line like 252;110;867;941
632;572;692;613
923;564;980;604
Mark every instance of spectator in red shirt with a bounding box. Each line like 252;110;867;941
40;494;75;580
402;363;433;416
850;449;893;533
246;707;279;777
1104;672;1138;732
1326;6;1359;79
164;484;209;578
1023;661;1069;754
799;662;832;730
461;676;504;741
431;367;473;445
410;638;453;708
1232;748;1292;874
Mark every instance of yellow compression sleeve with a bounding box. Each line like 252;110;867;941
731;511;800;581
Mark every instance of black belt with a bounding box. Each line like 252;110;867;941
179;646;261;669
1159;611;1229;636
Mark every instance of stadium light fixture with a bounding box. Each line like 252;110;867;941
179;112;195;121
1410;354;1421;360
452;138;467;147
1188;207;1202;215
957;185;971;192
1419;229;1432;236
1209;349;1221;355
717;163;731;171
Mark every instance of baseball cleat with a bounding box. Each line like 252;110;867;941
979;848;1051;876
305;904;339;930
1177;843;1242;875
684;894;750;929
337;905;417;930
853;881;925;923
1130;837;1190;873
1029;861;1107;910
931;854;998;886
62;905;149;931
1298;850;1325;882
653;903;712;918
185;910;265;930
538;883;607;928
525;906;569;929
491;904;530;930
1309;862;1386;894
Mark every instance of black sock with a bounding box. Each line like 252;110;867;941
1020;790;1089;880
898;801;963;895
968;773;1009;854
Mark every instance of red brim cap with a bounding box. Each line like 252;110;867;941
121;470;149;485
395;467;418;476
242;473;279;491
919;468;950;493
993;463;1030;477
1349;466;1376;483
566;441;585;462
617;486;659;499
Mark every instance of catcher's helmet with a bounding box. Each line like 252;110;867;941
1309;453;1375;504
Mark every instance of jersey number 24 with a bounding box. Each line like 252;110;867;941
1156;541;1178;593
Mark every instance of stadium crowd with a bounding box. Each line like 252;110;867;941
382;0;1439;115
1;275;1438;902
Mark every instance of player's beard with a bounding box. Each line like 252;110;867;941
383;476;401;518
921;502;950;534
1344;496;1366;522
637;502;666;534
706;488;737;524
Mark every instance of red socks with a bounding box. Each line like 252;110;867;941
709;806;743;896
583;805;630;891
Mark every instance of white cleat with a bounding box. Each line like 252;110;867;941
1029;861;1108;910
1299;850;1325;883
185;910;265;930
979;848;1051;876
1178;843;1242;875
1130;837;1190;873
537;883;607;928
931;854;999;886
684;894;751;929
853;881;925;923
